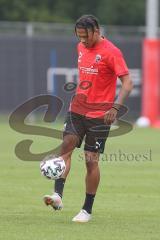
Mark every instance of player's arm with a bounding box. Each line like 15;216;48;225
115;74;133;107
104;74;133;125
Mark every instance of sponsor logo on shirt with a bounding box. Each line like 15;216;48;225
79;66;98;74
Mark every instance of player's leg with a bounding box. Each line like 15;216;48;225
72;117;110;222
72;151;100;222
54;134;79;197
44;134;79;210
54;111;85;197
44;112;85;211
84;151;100;194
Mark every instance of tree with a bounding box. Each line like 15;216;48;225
97;0;145;26
0;0;146;26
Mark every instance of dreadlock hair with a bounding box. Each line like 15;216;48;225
75;15;100;34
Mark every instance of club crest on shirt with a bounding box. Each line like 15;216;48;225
95;54;102;63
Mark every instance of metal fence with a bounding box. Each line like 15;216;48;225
0;21;150;37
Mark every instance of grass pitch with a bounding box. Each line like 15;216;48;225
0;118;160;240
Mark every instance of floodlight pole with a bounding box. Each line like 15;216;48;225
146;0;159;38
26;23;35;123
142;0;160;127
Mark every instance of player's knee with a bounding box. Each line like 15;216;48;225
61;134;79;154
86;162;99;175
64;134;79;145
85;151;99;173
85;151;99;162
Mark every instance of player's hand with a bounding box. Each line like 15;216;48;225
104;107;118;125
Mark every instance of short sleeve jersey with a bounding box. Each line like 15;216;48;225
70;37;129;118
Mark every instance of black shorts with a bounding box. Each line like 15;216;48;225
63;112;110;153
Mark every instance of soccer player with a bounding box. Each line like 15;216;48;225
43;15;133;222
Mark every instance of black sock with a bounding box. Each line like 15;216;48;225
54;178;66;198
82;193;95;214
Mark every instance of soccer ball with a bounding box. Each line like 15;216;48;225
40;156;66;180
136;116;150;128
